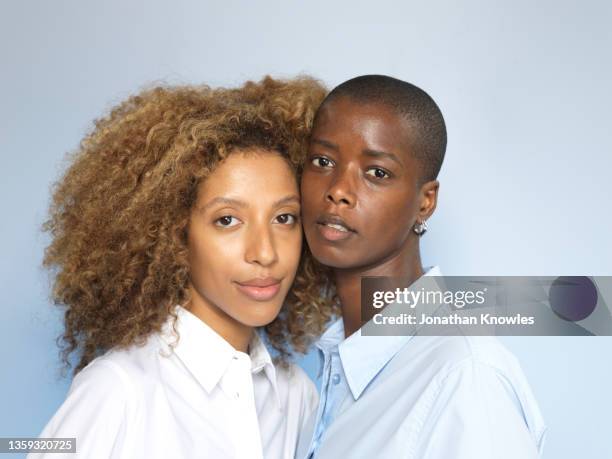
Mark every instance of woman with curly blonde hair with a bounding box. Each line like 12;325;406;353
34;76;337;459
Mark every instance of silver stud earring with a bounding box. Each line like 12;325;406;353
413;219;428;236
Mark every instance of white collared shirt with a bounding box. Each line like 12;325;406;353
297;266;547;459
31;306;318;459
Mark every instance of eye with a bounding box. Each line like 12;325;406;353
311;156;334;168
365;167;391;179
215;215;241;227
275;213;298;225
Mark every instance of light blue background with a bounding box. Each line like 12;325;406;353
1;1;611;457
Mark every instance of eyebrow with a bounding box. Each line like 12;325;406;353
311;138;339;151
312;137;402;167
362;148;402;166
199;195;300;212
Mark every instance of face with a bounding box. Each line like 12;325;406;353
301;96;438;271
187;149;302;329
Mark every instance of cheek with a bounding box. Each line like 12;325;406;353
359;192;415;241
301;173;326;211
188;229;241;290
277;229;303;274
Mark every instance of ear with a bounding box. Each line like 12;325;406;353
418;180;439;221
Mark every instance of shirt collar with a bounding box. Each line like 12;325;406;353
329;265;442;400
315;316;345;354
160;306;281;408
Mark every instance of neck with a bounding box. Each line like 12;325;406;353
335;246;424;338
186;288;253;353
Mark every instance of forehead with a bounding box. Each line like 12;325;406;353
312;97;415;157
197;150;297;202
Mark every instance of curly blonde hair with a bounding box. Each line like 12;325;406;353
43;76;339;374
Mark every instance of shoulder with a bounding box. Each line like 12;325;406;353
72;356;131;397
41;336;162;425
388;335;533;415
94;332;167;388
60;333;166;412
426;336;525;401
402;335;537;416
38;355;132;442
37;335;169;456
395;335;522;383
65;335;162;402
404;336;547;454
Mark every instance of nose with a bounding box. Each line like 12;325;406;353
245;223;278;267
326;167;357;208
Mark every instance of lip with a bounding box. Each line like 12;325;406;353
315;213;357;242
234;277;282;301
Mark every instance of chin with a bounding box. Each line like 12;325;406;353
240;304;284;327
309;244;359;269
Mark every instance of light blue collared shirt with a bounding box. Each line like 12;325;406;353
297;266;547;459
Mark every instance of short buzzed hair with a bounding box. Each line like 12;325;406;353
320;75;447;182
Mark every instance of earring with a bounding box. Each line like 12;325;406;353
413;219;428;236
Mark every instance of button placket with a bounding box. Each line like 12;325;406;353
232;352;264;459
312;349;337;448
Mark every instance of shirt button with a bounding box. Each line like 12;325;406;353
332;374;341;385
